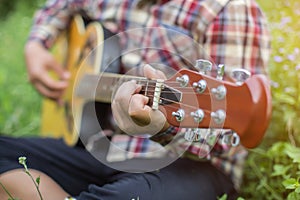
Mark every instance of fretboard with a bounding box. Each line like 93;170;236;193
74;72;182;109
75;72;147;103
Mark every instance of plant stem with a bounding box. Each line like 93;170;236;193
19;157;43;200
0;182;16;200
25;171;43;200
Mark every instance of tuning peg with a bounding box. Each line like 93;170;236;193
195;59;212;74
184;128;202;142
221;131;240;147
216;64;225;80
231;68;251;85
206;129;219;146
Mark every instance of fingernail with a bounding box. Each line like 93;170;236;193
63;72;71;79
145;64;155;72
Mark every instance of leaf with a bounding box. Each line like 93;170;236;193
217;194;227;200
274;92;296;105
272;164;290;177
283;178;299;190
285;145;300;164
36;176;40;185
267;142;288;158
287;191;300;200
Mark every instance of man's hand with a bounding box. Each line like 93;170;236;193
112;64;169;136
24;41;70;103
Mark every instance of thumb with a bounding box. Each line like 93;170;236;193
143;64;167;80
48;58;70;81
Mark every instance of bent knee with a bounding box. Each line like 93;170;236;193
0;169;68;200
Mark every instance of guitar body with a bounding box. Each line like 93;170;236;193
41;15;119;146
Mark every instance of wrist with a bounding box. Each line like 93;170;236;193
25;37;49;51
25;39;45;50
150;125;178;145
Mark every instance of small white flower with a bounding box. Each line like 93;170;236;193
18;156;27;165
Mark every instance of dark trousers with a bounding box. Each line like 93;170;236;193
0;136;238;200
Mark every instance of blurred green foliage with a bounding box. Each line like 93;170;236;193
0;0;14;18
0;0;43;136
241;0;300;199
0;0;42;18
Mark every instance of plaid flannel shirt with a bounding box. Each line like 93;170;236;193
29;0;270;189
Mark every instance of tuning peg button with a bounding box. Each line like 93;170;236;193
195;59;212;74
176;74;189;87
211;85;226;100
211;109;226;124
231;69;251;85
192;79;207;93
172;109;185;122
190;109;205;123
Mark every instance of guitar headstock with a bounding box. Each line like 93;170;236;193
158;60;272;148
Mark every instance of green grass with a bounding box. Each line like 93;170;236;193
0;2;42;137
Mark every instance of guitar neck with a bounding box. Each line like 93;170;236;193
75;72;182;111
75;72;148;103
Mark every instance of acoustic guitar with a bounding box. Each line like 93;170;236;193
41;15;272;148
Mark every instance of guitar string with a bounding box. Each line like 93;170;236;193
121;78;221;95
99;78;225;113
113;79;223;113
121;78;216;84
137;93;217;116
120;77;223;88
140;86;212;95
